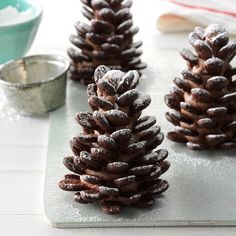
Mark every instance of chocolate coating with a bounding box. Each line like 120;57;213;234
67;0;146;84
165;24;236;150
59;66;169;214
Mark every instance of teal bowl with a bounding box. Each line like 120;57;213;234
0;0;42;64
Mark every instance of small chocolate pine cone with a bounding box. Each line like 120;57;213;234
59;65;169;214
68;0;147;85
165;24;236;150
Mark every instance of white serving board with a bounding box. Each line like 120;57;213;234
44;49;236;228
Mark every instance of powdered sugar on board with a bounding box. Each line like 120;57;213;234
0;6;34;26
0;90;47;124
0;91;21;120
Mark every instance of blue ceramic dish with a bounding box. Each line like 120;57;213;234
0;0;42;64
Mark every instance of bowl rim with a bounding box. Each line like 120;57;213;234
0;54;70;88
0;0;43;29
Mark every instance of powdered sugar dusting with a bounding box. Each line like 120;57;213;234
103;70;125;88
205;24;226;38
109;162;128;168
0;92;21;121
0;6;35;26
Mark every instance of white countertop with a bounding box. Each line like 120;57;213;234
1;0;236;235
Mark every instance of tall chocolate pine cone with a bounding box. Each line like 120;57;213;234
59;65;169;214
165;24;236;150
68;0;147;85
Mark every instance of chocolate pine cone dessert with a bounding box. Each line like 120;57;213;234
165;24;236;150
59;65;170;214
68;0;147;85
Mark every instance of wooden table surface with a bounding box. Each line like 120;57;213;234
1;0;236;235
